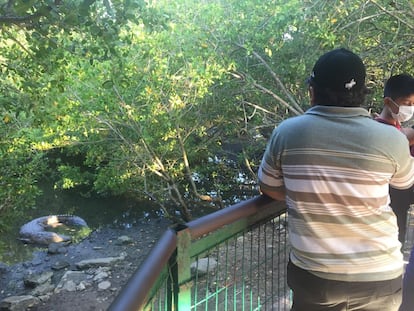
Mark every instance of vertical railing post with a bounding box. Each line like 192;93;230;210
173;224;193;310
166;253;175;311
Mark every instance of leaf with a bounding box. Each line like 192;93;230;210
102;80;114;89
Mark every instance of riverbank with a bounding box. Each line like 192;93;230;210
2;208;414;311
0;216;172;311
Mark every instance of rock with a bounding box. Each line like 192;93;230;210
98;281;111;291
95;266;111;272
54;271;90;293
37;294;52;303
75;253;127;269
48;242;69;254
190;258;218;276
31;259;42;266
93;271;109;282
23;271;53;288
30;282;55;296
116;235;133;245
0;295;39;311
77;282;87;291
62;280;77;292
51;260;70;270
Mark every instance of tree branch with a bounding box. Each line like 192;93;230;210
369;0;414;30
250;49;302;112
2;29;33;56
235;43;304;115
175;123;223;208
0;14;39;25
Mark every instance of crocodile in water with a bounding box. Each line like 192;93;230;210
19;215;89;245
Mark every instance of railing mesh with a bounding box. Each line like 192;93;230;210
109;197;290;311
143;265;173;310
189;214;290;311
144;212;290;311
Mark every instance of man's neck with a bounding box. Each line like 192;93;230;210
378;111;397;126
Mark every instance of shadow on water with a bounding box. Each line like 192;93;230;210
0;183;160;265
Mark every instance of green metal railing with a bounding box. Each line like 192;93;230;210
109;195;290;311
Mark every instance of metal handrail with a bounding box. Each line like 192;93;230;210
109;228;177;311
109;195;283;311
187;195;276;238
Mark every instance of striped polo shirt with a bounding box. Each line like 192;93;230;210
258;105;414;282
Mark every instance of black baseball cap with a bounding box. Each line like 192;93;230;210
308;48;366;92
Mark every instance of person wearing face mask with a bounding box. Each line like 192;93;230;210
375;74;414;311
375;74;414;247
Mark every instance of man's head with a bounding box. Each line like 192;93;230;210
384;74;414;100
308;48;367;107
383;74;414;123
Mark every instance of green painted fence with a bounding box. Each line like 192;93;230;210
109;195;290;311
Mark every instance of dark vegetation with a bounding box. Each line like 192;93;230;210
1;0;414;255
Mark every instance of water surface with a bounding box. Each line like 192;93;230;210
0;184;157;265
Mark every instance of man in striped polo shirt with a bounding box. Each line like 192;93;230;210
258;48;414;311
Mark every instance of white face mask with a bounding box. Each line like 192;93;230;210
390;99;414;123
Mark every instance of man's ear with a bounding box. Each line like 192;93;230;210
384;97;397;113
309;86;315;106
384;96;393;106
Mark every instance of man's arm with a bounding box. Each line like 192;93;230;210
401;127;414;145
260;187;286;201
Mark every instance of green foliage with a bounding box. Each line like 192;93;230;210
0;132;44;231
0;0;413;227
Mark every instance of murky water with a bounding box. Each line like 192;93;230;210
0;170;256;265
0;184;158;265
